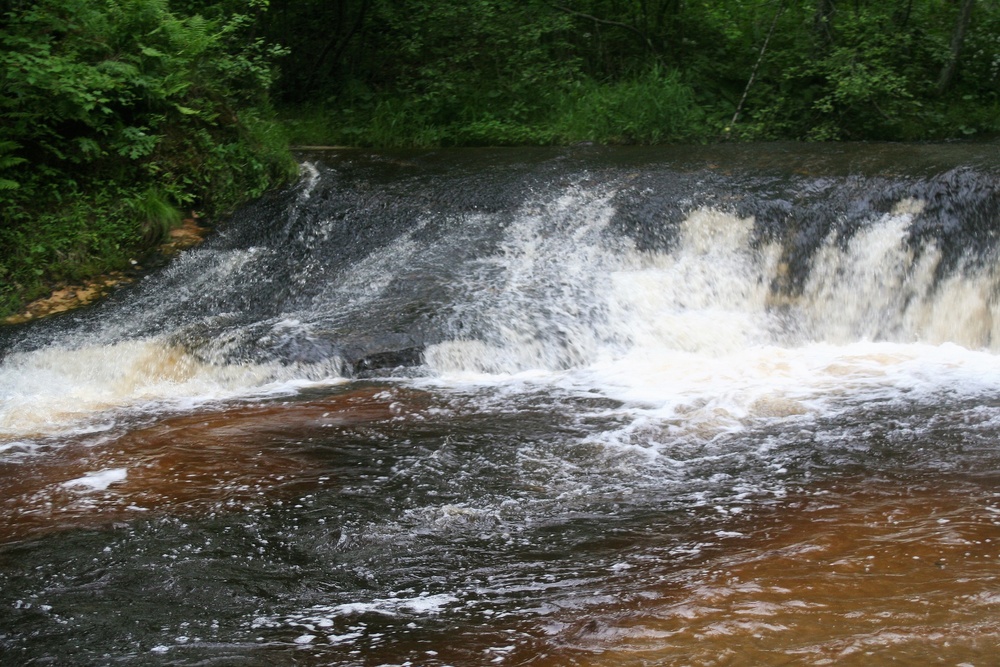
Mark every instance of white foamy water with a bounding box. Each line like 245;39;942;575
423;196;1000;450
0;338;340;441
4;187;1000;454
60;467;127;491
423;196;783;377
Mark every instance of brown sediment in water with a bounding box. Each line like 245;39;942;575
2;216;209;325
0;385;424;543
534;476;1000;666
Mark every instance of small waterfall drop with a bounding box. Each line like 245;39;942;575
1;145;999;440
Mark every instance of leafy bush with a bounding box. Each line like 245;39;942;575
550;66;704;144
0;0;296;317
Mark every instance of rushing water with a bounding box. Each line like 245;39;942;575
2;144;1000;665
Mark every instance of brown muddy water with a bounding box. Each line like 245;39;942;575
533;476;1000;666
2;144;1000;665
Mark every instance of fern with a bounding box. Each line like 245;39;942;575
0;141;26;190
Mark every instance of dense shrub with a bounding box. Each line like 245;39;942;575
0;0;296;316
270;0;1000;147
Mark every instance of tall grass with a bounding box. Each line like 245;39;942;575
128;188;183;245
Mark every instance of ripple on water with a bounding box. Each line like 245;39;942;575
530;475;1000;667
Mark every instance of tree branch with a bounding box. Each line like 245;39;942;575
549;3;663;63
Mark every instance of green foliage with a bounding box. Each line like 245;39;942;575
271;0;1000;146
275;1;705;147
765;9;930;140
722;0;1000;141
551;66;704;144
0;0;295;317
0;141;25;191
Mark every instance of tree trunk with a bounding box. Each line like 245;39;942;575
937;0;975;94
814;0;836;47
304;0;372;96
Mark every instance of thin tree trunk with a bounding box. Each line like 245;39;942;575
305;0;372;95
937;0;975;94
814;0;836;47
730;1;785;131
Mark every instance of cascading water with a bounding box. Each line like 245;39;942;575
2;144;1000;666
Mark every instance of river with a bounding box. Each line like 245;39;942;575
1;143;999;665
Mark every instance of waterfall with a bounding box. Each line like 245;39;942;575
2;147;999;441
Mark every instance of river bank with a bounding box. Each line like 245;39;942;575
2;216;211;326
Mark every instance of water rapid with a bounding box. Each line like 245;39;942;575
2;144;1000;665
